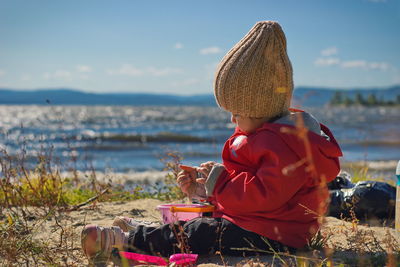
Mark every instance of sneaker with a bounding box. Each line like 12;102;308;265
112;216;161;232
81;224;128;265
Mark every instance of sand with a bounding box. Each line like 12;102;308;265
32;197;399;266
33;161;400;266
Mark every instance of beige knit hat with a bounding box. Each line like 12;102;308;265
214;21;293;118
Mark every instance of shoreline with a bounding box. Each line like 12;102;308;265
340;159;398;171
62;159;399;186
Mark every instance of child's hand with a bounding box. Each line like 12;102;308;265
196;161;216;182
177;164;207;197
177;165;198;196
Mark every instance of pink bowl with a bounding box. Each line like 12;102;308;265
157;204;205;224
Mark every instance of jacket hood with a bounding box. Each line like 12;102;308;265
274;111;328;139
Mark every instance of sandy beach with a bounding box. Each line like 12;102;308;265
31;160;400;266
34;198;400;266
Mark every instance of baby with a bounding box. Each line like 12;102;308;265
81;21;342;265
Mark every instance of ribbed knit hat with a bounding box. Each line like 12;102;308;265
214;21;293;118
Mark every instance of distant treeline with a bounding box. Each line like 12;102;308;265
330;91;400;106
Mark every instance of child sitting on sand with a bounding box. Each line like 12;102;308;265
81;21;342;265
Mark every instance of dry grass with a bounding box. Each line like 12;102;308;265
0;147;186;266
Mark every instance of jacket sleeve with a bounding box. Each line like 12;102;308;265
211;132;317;213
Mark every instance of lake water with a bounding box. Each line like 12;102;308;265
0;105;399;173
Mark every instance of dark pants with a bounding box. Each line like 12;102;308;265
125;217;296;257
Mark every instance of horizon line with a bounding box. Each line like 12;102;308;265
0;84;399;95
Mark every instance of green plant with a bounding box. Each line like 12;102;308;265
307;230;331;251
348;163;370;183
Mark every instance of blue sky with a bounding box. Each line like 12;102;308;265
0;0;399;94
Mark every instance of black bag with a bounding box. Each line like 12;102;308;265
327;172;354;190
328;174;396;224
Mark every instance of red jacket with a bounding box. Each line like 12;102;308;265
210;122;342;248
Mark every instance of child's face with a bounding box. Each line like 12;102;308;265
231;114;267;134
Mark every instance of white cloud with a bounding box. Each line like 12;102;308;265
321;47;338;57
21;74;32;81
43;70;72;80
314;57;390;71
174;42;183;49
171;78;199;87
200;46;222;55
0;69;5;77
76;65;92;73
341;60;389;71
316;46;390;72
43;72;51;80
392;68;400;84
107;64;144;76
314;57;341;66
393;74;400;84
107;64;182;77
341;60;367;68
147;67;182;76
54;70;72;79
367;62;390;71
